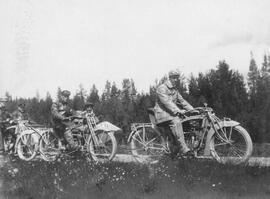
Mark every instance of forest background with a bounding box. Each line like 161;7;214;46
2;54;270;143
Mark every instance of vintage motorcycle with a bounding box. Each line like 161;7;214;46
1;119;51;161
39;110;120;162
128;105;253;165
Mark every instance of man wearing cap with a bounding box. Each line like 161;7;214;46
0;103;12;153
0;103;6;153
12;103;26;121
85;102;99;123
51;90;78;151
154;69;197;157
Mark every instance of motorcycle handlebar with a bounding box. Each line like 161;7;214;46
64;112;97;121
180;107;213;117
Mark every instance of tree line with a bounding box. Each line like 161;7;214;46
2;54;270;143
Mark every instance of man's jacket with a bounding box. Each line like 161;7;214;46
11;110;24;121
154;80;193;124
51;101;72;125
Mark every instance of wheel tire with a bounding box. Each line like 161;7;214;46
17;133;37;161
210;125;253;165
87;131;117;163
130;127;166;164
39;131;61;161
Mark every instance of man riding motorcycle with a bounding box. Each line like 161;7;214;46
51;90;79;151
0;103;10;153
154;69;198;157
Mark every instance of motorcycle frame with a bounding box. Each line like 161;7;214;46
84;113;100;148
181;112;240;156
128;111;240;157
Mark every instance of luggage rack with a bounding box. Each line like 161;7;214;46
130;123;154;131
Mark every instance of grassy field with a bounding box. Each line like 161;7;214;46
1;155;270;199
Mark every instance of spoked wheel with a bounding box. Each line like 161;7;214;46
210;125;253;165
17;132;38;161
39;131;62;161
87;131;117;163
130;127;166;164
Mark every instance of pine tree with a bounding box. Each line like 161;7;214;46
102;81;111;101
261;54;268;73
87;84;100;104
248;52;260;96
188;74;201;106
111;82;121;98
72;84;86;110
56;87;62;102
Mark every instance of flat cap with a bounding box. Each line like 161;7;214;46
85;102;94;107
168;69;180;78
61;90;71;97
18;103;25;107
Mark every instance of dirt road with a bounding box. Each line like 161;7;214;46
113;154;270;167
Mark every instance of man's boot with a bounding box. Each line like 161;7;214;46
0;128;4;154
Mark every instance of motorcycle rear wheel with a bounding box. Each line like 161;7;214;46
130;127;167;164
210;125;253;165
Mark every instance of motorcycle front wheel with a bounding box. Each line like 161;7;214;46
17;132;37;161
210;125;253;165
87;131;117;163
39;131;61;161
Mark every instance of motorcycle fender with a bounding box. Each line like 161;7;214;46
14;129;39;153
5;126;16;131
94;121;121;132
127;124;159;143
203;120;240;156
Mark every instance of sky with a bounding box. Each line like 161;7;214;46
1;0;270;99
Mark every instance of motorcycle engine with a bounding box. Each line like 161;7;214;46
183;119;203;149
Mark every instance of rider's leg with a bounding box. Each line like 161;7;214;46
53;124;67;146
63;129;78;150
169;118;190;154
157;122;180;156
0;127;4;153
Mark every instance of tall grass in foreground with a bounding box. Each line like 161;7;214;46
1;156;270;199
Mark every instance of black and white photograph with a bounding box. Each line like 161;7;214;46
1;0;270;198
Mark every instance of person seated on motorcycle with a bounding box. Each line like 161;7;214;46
154;69;198;158
0;103;11;153
85;102;99;124
0;104;14;153
11;103;27;121
51;90;79;151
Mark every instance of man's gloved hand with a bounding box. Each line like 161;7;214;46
176;110;186;118
62;117;71;122
190;109;199;114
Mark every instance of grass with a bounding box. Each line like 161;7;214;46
1;155;270;199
